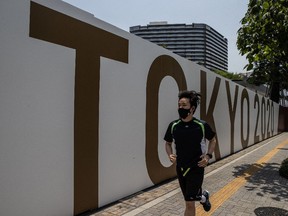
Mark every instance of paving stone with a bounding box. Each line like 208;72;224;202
89;133;288;216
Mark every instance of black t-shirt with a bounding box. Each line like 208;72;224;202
164;117;216;168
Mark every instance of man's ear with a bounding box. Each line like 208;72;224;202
191;106;195;113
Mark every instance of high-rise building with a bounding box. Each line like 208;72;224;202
130;22;228;71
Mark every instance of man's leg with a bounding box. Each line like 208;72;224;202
184;201;195;216
183;167;204;216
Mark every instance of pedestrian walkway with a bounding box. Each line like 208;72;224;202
89;133;288;216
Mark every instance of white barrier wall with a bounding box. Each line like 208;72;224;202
0;0;280;215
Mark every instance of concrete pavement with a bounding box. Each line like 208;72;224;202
88;132;288;216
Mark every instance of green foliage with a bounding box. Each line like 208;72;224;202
159;44;167;48
279;158;288;179
237;0;288;102
213;70;242;80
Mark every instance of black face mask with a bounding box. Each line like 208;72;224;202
178;108;191;119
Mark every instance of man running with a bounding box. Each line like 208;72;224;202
164;90;217;216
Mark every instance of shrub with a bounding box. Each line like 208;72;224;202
279;158;288;179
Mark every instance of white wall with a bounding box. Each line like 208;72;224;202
0;0;74;215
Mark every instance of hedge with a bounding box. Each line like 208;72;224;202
279;158;288;179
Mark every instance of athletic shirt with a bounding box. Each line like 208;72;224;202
164;117;216;168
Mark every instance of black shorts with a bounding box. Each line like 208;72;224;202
176;166;204;201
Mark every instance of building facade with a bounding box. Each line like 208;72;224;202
130;22;228;71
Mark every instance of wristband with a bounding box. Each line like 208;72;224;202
206;153;213;159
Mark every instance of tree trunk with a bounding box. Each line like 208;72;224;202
270;81;280;103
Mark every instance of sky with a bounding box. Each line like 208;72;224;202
62;0;249;73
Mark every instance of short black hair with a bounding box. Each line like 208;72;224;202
178;90;201;113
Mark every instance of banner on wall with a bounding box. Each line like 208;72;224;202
0;0;280;215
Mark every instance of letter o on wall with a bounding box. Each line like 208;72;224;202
146;55;187;184
261;97;266;140
241;89;250;148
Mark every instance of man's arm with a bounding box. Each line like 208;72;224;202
207;136;217;157
198;136;217;167
165;142;176;163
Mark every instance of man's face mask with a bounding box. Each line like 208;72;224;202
178;108;191;119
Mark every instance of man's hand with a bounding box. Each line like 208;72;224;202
169;154;177;163
198;154;210;167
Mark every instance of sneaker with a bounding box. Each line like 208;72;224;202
201;190;211;212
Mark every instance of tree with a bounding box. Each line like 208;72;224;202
212;69;243;80
237;0;288;103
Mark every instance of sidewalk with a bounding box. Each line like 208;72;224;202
89;133;288;216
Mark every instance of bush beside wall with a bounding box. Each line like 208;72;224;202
279;158;288;179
